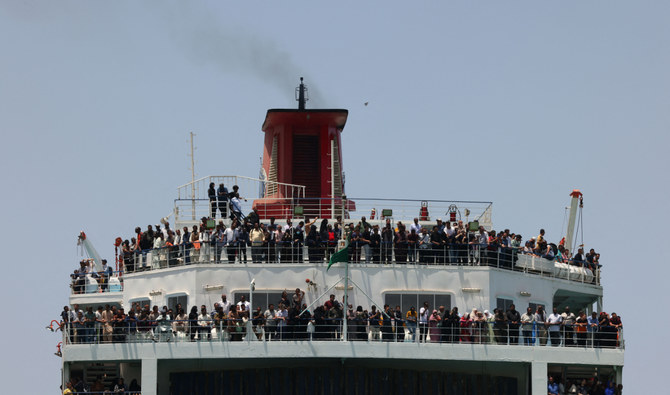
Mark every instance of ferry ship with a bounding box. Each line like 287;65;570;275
53;79;624;395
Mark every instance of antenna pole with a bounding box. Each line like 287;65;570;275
190;132;196;220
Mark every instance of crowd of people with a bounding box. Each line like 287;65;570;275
62;376;139;394
109;210;602;274
548;375;622;395
60;292;621;348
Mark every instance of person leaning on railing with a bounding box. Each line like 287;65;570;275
575;311;588;346
520;307;535;346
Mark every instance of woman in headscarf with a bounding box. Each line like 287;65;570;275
428;310;442;343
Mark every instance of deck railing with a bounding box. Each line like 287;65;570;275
173;195;493;229
107;243;599;285
60;319;623;350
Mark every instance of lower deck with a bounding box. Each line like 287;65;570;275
63;340;624;395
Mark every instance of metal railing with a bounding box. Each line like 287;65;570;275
60;318;623;350
71;271;123;295
174;196;493;229
115;243;599;285
175;175;306;223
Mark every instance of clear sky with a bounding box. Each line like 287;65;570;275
1;1;668;393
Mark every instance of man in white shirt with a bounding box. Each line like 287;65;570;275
410;218;422;235
444;222;455;263
561;306;576;346
264;303;278;340
419;301;430;342
546;307;563;346
236;295;251;313
197;305;212;341
219;294;232;315
155;308;172;342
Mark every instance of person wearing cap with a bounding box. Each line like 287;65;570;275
436;218;445;233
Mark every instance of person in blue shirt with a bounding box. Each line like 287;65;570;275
548;376;559;395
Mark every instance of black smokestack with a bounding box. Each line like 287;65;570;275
296;77;308;110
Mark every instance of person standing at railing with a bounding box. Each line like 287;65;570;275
381;305;394;342
368;305;382;341
369;225;381;263
444;222;456;264
199;224;211;263
405;306;418;342
237;224;250;263
441;307;459;343
263;304;277;340
306;224;320;263
173;308;188;340
407;228;419;263
275;303;288;340
291;221;303;263
152;232;165;269
360;224;372;263
547;307;564;346
155;308;172;342
381;220;394;263
99;259;113;292
394;223;408;263
430;226;444;264
197;305;212;341
189;225;200;263
520;307;535;346
208;182;217;218
534;305;548;346
217;183;229;219
506;304;521;345
393;305;405;342
419;301;430;342
562;306;576;346
428;310;441;343
83;306;96;343
493;308;508;344
575;311;588;346
249;223;264;263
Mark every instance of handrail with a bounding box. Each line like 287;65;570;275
111;242;600;285
59;318;623;350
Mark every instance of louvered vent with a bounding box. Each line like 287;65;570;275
266;135;278;196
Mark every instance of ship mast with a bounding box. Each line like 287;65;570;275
189;131;196;220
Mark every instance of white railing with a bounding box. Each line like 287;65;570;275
115;244;600;286
70;271;123;295
60;319;623;350
175;175;306;222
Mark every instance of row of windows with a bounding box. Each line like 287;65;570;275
128;293;546;314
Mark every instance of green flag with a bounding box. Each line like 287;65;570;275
327;240;349;271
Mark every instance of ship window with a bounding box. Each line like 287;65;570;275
528;302;545;313
234;291;284;310
383;293;452;313
496;298;514;312
167;294;188;313
129;298;150;310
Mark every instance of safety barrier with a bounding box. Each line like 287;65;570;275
60;319;622;349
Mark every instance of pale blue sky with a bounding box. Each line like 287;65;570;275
1;1;668;392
